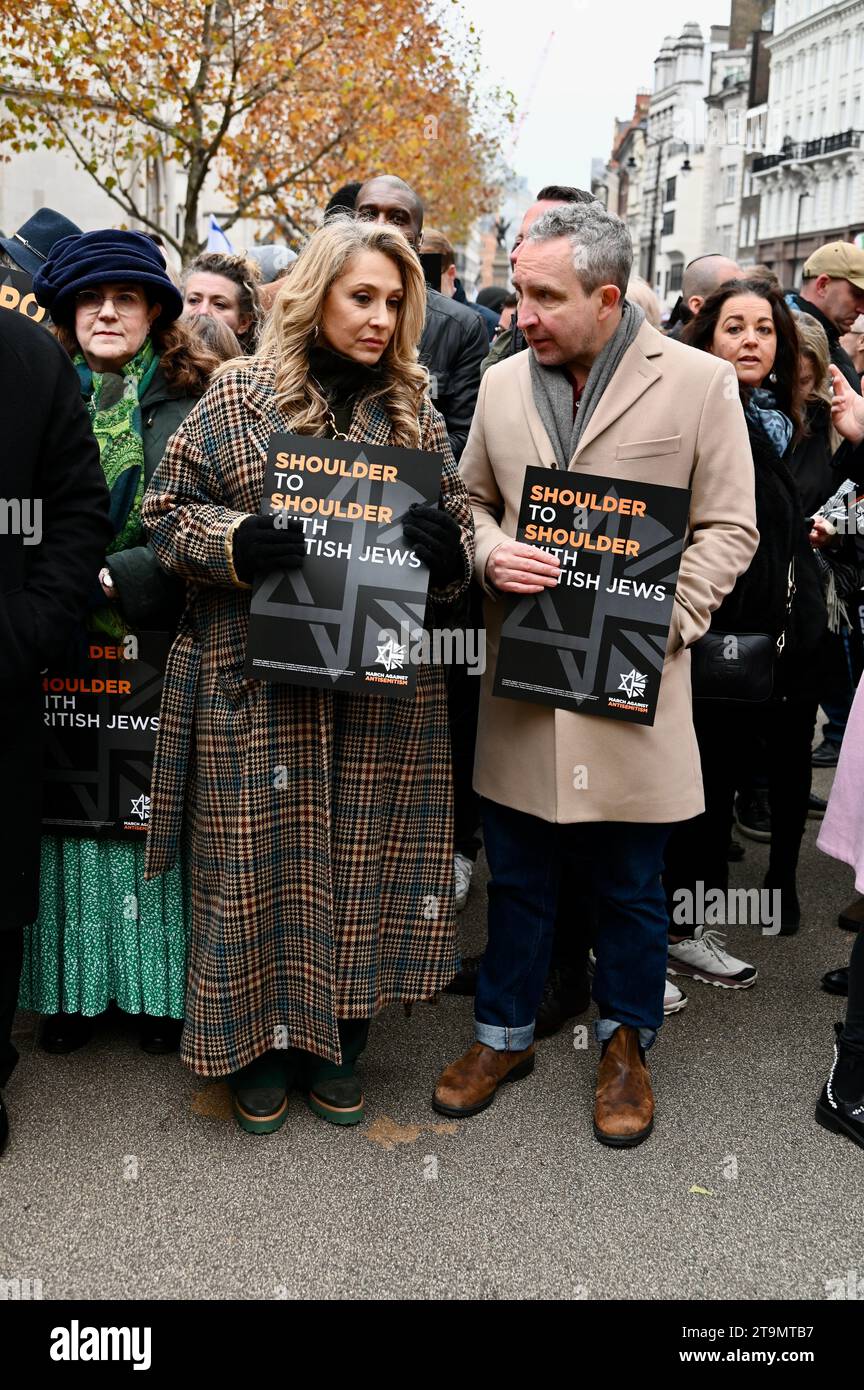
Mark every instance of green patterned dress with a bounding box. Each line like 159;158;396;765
18;340;188;1018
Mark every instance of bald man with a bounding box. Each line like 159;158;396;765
354;174;487;462
666;254;741;339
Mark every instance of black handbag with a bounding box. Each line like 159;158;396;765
690;562;795;703
689;631;775;702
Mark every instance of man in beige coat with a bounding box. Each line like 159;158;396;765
432;202;758;1147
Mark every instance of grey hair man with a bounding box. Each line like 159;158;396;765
435;198;758;1149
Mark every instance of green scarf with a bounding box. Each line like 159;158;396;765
76;337;159;637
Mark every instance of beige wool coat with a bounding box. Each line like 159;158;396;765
459;321;759;825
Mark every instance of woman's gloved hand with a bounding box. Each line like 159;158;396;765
402;502;464;587
232;514;306;584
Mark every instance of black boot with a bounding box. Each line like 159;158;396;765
815;1023;864;1151
40;1012;94;1054
735;788;771;842
535;964;591;1039
822;968;849;996
140;1015;183;1055
443;953;483;997
764;874;801;935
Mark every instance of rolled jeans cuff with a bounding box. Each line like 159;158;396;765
474;1019;534;1052
595;1018;657;1051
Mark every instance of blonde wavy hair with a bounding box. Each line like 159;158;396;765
222;218;429;446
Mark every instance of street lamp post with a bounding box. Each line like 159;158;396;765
629;134;691;291
645;138;668;290
791;189;811;286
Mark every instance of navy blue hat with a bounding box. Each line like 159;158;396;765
0;207;82;278
33;229;183;327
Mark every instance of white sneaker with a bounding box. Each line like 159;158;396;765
591;949;685;1014
664;978;688;1014
453;853;473;912
667;927;757;989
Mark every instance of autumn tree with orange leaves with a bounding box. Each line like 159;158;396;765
0;0;511;258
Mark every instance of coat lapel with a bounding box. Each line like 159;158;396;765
571;323;663;463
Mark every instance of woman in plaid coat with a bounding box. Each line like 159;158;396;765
142;220;474;1132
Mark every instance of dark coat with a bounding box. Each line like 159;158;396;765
453;279;500;344
0;313;112;928
711;413;826;694
104;365;197;629
787;291;861;391
142;366;474;1075
788;399;844;518
420;288;486;460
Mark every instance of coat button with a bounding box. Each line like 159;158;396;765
146;416;154;427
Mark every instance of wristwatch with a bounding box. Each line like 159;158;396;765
99;566;116;595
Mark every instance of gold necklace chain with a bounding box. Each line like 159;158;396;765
309;374;350;440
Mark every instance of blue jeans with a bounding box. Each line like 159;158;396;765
475;800;672;1053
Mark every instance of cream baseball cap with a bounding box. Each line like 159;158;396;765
803;241;864;290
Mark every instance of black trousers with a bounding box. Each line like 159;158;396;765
446;587;483;861
0;927;24;1088
665;694;817;908
844;929;864;1053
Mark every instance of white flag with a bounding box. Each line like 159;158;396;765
207;216;234;252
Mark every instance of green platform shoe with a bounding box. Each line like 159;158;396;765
230;1050;293;1135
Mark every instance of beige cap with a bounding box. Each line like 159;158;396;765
803;241;864;290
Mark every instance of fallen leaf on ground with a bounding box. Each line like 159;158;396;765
191;1083;233;1120
364;1115;458;1150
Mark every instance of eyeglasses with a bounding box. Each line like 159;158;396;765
74;289;147;316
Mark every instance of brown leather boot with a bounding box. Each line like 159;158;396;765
432;1041;535;1118
593;1025;654;1148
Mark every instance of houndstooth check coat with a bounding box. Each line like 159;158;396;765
141;364;474;1077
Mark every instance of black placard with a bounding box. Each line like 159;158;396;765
0;264;48;323
244;433;443;699
40;630;170;838
492;466;691;725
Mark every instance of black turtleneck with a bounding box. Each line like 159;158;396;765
307;343;385;435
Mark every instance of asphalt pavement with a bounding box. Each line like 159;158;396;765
2;760;862;1301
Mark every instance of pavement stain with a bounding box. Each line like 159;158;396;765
689;1184;716;1197
191;1083;233;1121
364;1114;458;1151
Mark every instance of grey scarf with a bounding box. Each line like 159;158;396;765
529;300;645;468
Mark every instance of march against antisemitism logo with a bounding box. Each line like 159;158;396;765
374;636;407;672
618;668;647;699
129;794;150;823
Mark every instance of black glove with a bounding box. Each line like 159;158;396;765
232;514;305;584
402;502;464;587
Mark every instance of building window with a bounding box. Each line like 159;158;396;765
665;176;676;202
662;209;675;235
669;261;683;293
723;166;736;202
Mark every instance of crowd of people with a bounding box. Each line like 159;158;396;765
0;176;863;1157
